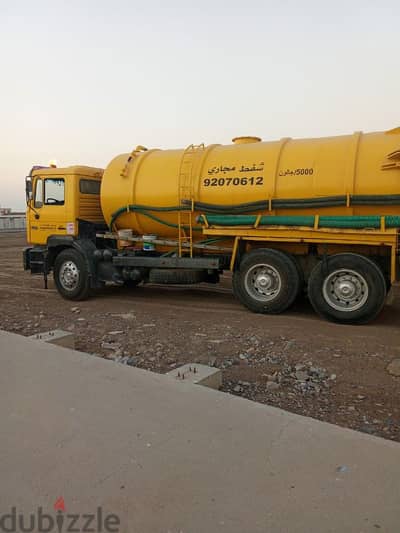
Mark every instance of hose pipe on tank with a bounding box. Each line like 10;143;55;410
197;214;400;229
109;204;201;232
109;192;400;231
184;194;400;214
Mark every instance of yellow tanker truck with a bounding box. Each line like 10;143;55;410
24;127;400;324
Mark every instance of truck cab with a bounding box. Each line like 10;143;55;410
26;165;104;244
24;165;105;281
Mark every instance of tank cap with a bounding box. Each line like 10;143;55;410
232;136;261;144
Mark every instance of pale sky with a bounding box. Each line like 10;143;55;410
1;0;399;210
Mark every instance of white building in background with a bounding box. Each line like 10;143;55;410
0;207;26;232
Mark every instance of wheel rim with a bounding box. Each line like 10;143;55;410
59;260;80;291
322;269;369;312
244;263;282;302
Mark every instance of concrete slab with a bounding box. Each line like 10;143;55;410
166;363;222;389
0;330;400;533
29;329;75;349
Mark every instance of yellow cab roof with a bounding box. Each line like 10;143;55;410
31;165;103;178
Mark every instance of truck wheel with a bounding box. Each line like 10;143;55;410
232;249;301;314
291;254;305;299
54;249;91;301
308;253;386;324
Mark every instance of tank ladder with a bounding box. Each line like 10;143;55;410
178;144;204;257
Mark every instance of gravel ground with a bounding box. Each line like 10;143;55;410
1;232;400;442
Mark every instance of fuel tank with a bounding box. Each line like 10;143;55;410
100;128;400;238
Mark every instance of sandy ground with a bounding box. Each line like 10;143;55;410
1;232;400;441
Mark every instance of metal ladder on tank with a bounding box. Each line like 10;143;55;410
178;144;205;257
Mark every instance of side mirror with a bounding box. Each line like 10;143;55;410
25;177;33;201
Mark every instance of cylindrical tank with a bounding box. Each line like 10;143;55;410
100;128;400;239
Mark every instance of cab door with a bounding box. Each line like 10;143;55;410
29;176;70;245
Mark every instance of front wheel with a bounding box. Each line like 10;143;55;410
54;249;91;301
308;253;386;324
232;248;301;314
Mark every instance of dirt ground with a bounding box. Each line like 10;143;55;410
1;232;400;442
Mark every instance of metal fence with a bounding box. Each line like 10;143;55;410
0;215;26;232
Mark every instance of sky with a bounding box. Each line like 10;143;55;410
1;0;399;210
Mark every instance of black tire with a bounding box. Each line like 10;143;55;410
308;253;386;324
370;257;391;294
291;254;305;300
232;248;301;314
54;248;91;301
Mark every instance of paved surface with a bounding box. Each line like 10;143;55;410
1;331;400;532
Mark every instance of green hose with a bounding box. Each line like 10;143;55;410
198;214;400;229
109;205;201;232
110;201;400;233
110;198;400;231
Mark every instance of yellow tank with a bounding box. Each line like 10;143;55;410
101;128;400;239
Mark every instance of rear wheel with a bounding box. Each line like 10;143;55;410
54;249;91;301
292;254;305;300
308;253;386;324
232;248;301;314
